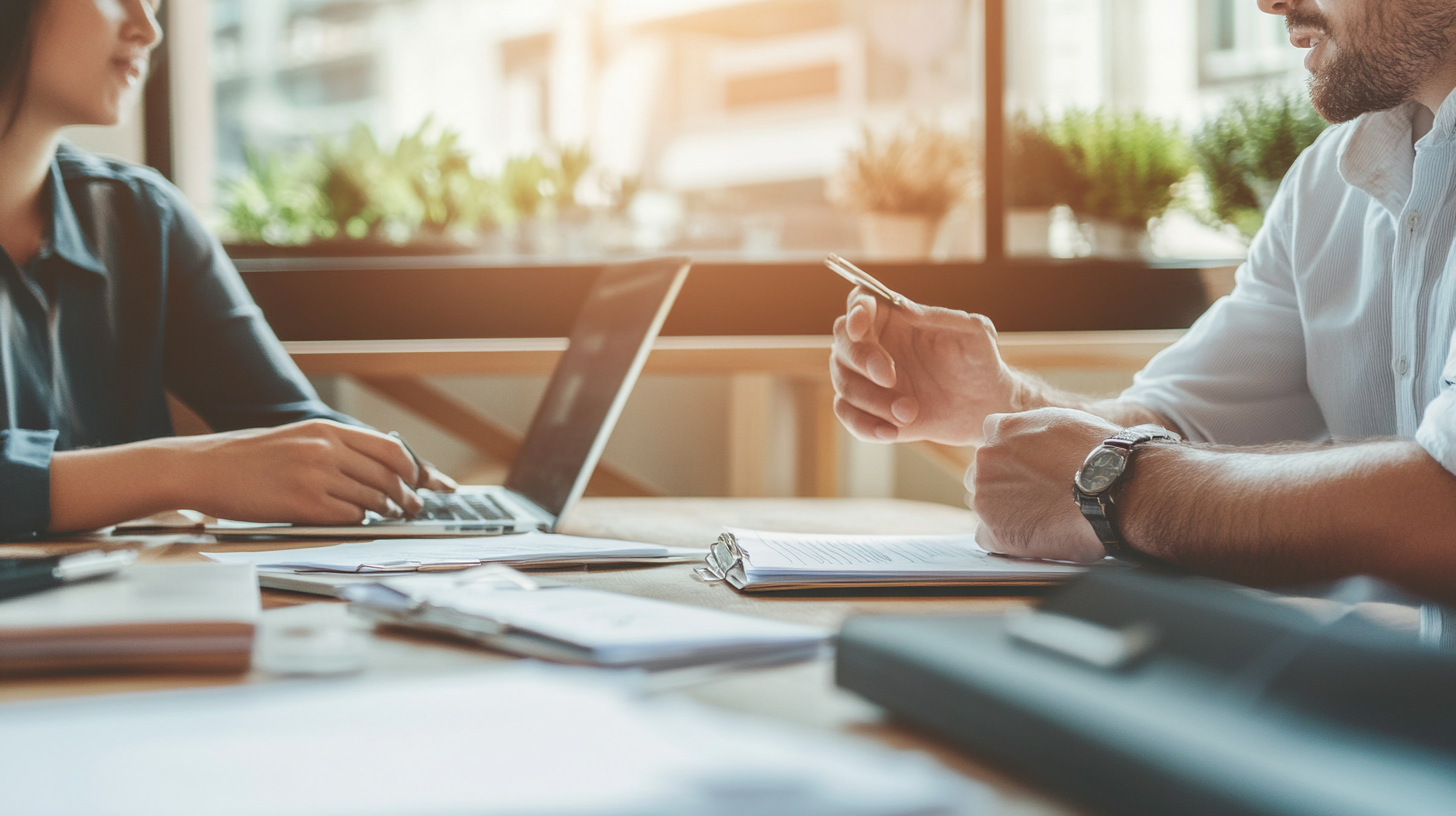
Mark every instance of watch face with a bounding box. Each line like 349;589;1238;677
1076;449;1126;493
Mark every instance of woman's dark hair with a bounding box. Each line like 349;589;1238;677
0;0;43;136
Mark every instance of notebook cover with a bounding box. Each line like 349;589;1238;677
0;563;258;676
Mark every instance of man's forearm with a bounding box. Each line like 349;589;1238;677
1008;369;1176;431
1119;440;1456;602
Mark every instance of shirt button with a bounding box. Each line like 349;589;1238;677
1395;357;1410;376
1407;211;1424;231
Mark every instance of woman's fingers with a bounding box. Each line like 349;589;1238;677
419;463;458;492
320;476;396;522
327;423;419;486
335;445;422;516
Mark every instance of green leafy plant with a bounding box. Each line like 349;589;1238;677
392;119;499;235
318;123;427;242
1007;113;1083;209
221;149;335;246
831;123;978;218
1049;108;1193;231
501;154;555;221
222;119;504;246
1194;89;1329;239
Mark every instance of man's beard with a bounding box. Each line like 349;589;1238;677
1291;3;1456;124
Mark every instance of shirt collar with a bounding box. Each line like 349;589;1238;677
45;157;108;278
1338;101;1422;217
1338;89;1456;217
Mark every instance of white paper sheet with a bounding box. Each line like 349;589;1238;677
726;527;1087;584
202;531;696;573
0;666;989;816
376;571;828;666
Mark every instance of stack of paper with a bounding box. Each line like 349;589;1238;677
0;665;987;815
701;528;1089;592
345;566;830;670
202;532;702;597
0;564;259;675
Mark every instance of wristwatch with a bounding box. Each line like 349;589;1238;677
1073;424;1181;558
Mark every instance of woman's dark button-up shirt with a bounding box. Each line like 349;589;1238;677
0;143;352;538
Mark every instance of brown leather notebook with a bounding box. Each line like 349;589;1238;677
0;563;258;675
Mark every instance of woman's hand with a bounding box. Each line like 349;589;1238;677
49;419;456;532
831;287;1019;446
172;420;436;524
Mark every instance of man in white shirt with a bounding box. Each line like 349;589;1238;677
830;0;1456;599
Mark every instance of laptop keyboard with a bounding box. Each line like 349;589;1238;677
366;492;515;524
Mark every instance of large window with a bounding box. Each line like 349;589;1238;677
201;0;988;260
180;0;1308;262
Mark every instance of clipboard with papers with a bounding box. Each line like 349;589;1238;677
696;527;1090;592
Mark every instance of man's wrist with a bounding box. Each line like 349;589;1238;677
1108;442;1197;562
1073;426;1182;558
1006;370;1045;413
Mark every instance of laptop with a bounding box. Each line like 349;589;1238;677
207;257;691;538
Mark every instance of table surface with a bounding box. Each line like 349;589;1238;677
0;497;1082;816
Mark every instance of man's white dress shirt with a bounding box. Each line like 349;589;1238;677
1124;95;1456;476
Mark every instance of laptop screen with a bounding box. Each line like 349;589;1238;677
504;258;690;523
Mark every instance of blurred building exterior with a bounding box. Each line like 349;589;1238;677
206;0;1304;258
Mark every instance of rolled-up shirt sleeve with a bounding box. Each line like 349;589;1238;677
1120;171;1328;445
0;429;58;539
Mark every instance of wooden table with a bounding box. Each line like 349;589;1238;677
0;497;1082;816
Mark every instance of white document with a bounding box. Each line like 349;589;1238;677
359;569;830;668
713;528;1088;591
0;665;988;816
202;531;699;573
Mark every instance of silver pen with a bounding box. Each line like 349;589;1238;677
824;253;913;308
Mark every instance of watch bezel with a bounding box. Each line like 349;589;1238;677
1074;445;1129;494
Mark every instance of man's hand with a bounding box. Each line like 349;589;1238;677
831;287;1018;445
969;408;1119;563
172;419;436;524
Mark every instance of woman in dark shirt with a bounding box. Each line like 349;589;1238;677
0;0;453;538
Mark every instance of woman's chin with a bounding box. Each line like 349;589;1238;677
68;97;131;129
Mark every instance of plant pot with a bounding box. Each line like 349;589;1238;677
1080;219;1149;260
858;213;940;260
1006;208;1054;257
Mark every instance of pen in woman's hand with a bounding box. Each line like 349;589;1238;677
388;431;427;491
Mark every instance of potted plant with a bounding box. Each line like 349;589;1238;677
1050;108;1192;259
222;149;335;247
831;123;977;259
1193;89;1329;241
221;119;501;254
1007;113;1082;256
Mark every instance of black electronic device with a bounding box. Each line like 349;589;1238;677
837;569;1456;816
